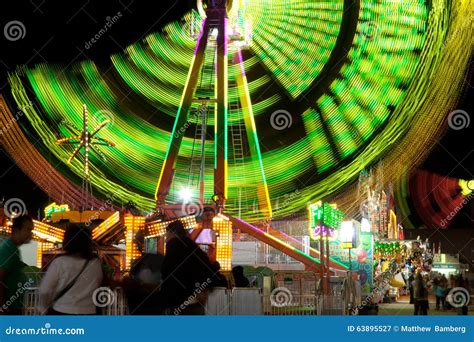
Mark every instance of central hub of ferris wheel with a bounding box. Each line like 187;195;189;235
193;0;253;48
155;0;271;219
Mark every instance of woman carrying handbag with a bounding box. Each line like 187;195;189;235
39;224;103;315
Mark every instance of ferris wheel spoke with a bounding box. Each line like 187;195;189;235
56;140;81;145
67;143;84;163
90;120;111;137
56;135;82;144
91;136;116;147
89;143;107;162
62;121;81;136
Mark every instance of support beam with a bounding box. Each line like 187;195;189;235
214;13;229;208
233;48;272;219
228;215;322;272
155;19;211;205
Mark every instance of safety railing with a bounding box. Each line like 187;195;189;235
23;287;128;316
205;288;263;315
23;285;349;316
266;294;319;316
273;272;320;296
205;287;230;315
230;288;263;315
100;287;128;315
207;288;323;316
319;294;346;315
23;287;42;315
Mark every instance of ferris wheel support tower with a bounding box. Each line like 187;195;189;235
155;0;272;219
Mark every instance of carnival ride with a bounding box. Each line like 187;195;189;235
55;104;116;211
395;169;474;230
0;0;472;275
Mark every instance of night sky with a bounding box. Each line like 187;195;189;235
0;0;473;235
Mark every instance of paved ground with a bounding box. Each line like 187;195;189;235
378;296;473;316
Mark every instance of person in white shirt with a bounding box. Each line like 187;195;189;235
39;224;103;315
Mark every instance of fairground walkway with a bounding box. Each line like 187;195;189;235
378;296;473;316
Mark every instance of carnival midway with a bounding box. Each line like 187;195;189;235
0;0;473;321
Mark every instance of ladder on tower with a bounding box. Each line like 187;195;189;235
186;40;217;200
229;78;248;217
188;104;210;188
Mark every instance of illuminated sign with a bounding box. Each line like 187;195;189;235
44;202;69;218
340;221;356;249
309;202;344;229
310;225;336;240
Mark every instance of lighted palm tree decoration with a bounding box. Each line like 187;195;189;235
56;104;115;210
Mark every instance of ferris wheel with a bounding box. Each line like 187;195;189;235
3;0;472;221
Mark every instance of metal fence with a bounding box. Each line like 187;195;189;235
319;294;346;315
206;288;324;316
207;288;318;315
205;288;263;315
23;285;348;316
273;272;319;296
205;287;230;315
231;288;263;315
100;287;128;315
23;288;42;315
265;294;320;316
23;287;128;316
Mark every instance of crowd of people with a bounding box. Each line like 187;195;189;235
410;270;470;315
1;214;471;316
0;215;252;315
124;220;253;315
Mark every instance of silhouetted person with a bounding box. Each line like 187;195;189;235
0;215;34;315
455;275;469;316
408;272;415;304
160;220;216;315
123;254;164;315
440;274;448;310
445;274;456;310
212;261;228;288
131;253;163;285
39;224;103;315
434;274;446;310
412;272;429;315
232;266;249;287
195;207;216;244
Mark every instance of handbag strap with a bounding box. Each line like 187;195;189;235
52;258;90;304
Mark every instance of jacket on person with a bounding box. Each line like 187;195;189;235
38;255;103;314
412;278;428;300
160;237;215;308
